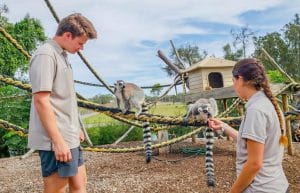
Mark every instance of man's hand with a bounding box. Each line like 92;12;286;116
53;138;72;162
80;130;85;142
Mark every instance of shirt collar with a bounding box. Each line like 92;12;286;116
47;38;67;56
245;90;265;109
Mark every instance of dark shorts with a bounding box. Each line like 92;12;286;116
38;146;84;177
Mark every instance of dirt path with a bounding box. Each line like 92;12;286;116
0;140;299;193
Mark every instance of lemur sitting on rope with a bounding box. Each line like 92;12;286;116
291;91;300;142
183;97;219;187
114;80;152;163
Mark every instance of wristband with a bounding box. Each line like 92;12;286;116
221;123;228;133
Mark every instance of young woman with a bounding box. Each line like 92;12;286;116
208;58;289;193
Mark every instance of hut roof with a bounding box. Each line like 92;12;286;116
183;57;236;73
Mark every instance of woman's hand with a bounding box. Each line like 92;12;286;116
208;118;224;131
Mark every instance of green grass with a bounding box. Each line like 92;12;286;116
84;113;122;125
149;102;187;117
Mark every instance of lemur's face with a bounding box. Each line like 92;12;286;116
193;103;212;123
115;80;125;91
292;120;300;132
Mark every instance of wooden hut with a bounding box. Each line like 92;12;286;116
183;56;236;102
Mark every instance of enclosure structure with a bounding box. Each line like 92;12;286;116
183;57;235;102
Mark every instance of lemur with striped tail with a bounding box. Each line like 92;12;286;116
114;80;152;163
184;98;219;186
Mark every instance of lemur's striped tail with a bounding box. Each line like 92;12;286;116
205;127;215;187
142;122;152;163
141;102;149;113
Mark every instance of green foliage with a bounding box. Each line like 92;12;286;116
87;125;143;145
146;93;185;103
230;26;255;58
168;126;194;138
0;7;46;156
89;94;114;104
150;83;163;96
222;43;243;61
267;70;287;83
0;14;46;76
84;113;121;125
0;85;30;156
2;131;27;156
0;85;31;128
253;14;300;81
0;91;29;136
162;43;207;77
216;98;241;118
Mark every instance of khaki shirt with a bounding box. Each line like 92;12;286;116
28;39;80;150
236;91;288;193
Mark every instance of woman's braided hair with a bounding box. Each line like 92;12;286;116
232;58;288;146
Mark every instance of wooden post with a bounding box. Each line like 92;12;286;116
282;94;294;155
157;130;170;154
222;99;230;140
237;102;244;116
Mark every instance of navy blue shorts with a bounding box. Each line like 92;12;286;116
38;146;84;177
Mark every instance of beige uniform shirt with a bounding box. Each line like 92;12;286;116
236;91;288;193
28;39;80;150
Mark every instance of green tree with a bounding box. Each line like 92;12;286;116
0;4;9;25
222;43;243;61
231;26;255;58
162;43;207;77
89;94;114;104
253;14;300;81
150;83;163;96
0;13;46;76
0;6;47;156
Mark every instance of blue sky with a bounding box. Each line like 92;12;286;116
2;0;300;97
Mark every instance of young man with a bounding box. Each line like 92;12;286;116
28;13;97;193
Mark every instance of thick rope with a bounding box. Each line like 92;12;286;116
0;75;242;127
43;0;114;94
216;98;241;118
0;119;28;137
0;93;31;100
74;80;177;89
261;48;296;83
0;26;31;60
83;126;205;153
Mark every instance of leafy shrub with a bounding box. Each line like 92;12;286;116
267;70;287;83
0;85;30;157
87;124;143;145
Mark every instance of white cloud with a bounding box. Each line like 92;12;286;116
2;0;299;97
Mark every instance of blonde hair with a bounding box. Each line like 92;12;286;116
56;13;97;39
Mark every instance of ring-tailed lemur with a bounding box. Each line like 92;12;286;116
114;80;152;163
184;98;218;186
291;91;300;142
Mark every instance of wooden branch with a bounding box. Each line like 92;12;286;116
170;40;186;68
261;48;296;83
113;126;135;145
157;50;184;74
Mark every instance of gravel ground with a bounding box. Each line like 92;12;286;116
0;139;299;193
